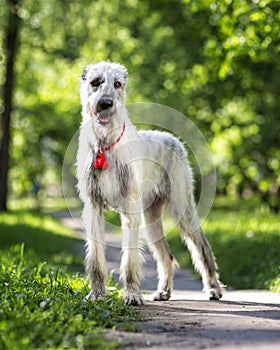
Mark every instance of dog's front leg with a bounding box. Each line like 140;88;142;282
83;201;107;301
120;213;144;306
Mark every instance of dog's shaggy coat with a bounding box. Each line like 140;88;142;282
77;61;224;305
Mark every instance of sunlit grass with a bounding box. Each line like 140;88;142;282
203;210;280;236
0;245;140;349
0;209;74;237
165;203;280;292
0;208;141;349
9;195;76;212
0;209;83;273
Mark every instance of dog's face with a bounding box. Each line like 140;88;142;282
80;61;127;126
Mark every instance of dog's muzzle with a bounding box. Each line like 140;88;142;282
96;97;114;125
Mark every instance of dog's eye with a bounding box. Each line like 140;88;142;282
114;81;122;89
90;79;101;88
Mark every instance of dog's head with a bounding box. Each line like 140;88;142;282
80;61;128;126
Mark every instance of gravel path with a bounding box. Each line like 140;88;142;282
51;210;280;349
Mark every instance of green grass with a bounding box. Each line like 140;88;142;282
1;198;279;350
0;209;83;272
0;209;140;350
165;200;280;292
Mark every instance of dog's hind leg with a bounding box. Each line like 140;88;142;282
171;195;224;300
144;198;178;301
83;201;108;301
120;213;144;306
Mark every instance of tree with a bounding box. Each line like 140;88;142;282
1;0;279;211
0;0;21;211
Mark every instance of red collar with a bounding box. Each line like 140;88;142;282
101;122;126;152
94;122;126;170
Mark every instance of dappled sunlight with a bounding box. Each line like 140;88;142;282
0;209;75;238
0;209;84;273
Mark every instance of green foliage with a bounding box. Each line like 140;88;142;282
269;275;280;294
166;198;280;291
202;0;280;209
0;245;139;349
0;0;279;209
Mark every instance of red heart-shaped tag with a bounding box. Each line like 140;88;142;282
94;152;109;170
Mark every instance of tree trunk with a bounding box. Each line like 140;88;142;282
0;0;21;211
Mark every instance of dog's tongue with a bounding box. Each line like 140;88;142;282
98;113;111;125
100;116;110;123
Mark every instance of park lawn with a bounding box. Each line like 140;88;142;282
0;209;83;271
0;200;279;349
165;200;280;293
0;209;140;350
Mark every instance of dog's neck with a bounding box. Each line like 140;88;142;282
100;122;126;152
93;122;126;170
89;108;128;152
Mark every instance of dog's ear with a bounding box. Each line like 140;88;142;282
80;65;91;82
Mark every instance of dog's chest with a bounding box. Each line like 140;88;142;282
85;154;130;209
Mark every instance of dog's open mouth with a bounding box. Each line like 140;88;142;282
97;111;112;125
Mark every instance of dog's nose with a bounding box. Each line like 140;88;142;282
98;98;113;111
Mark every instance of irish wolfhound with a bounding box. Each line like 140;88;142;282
77;61;224;305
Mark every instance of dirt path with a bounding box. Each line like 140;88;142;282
108;291;280;350
51;211;280;349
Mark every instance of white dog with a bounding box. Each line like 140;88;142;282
76;61;224;305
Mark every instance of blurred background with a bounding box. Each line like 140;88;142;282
1;0;279;212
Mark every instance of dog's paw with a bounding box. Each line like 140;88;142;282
152;290;171;301
84;290;106;303
207;288;223;301
124;292;144;306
